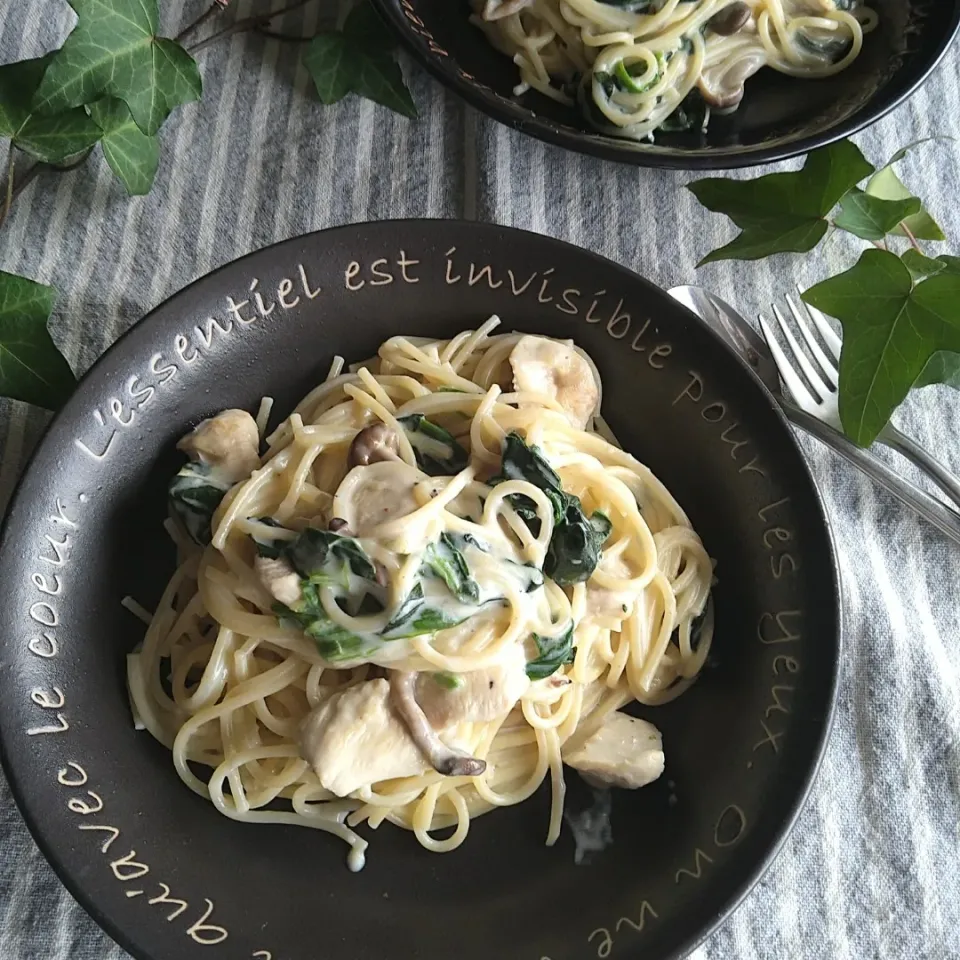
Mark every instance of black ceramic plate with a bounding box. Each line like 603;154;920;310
375;0;960;169
0;220;839;960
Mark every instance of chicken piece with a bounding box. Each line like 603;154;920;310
697;43;768;111
176;409;260;482
563;712;664;789
254;555;301;606
509;335;599;430
415;643;530;728
332;460;422;537
299;679;430;797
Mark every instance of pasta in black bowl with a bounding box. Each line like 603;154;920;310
0;222;840;960
374;0;960;168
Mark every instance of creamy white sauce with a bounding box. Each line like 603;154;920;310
564;785;613;865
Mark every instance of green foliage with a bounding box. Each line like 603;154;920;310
865;139;949;241
803;250;960;446
304;0;416;118
0;271;75;409
0;56;101;163
0;1;424;412
88;97;159;195
32;0;201;136
833;189;920;242
687;140;874;264
690;138;960;447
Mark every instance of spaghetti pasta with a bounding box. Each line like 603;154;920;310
471;0;878;140
127;317;715;871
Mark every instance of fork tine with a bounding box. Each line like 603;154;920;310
770;304;832;401
786;295;838;388
796;284;843;358
757;311;815;405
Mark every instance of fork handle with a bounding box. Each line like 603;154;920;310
782;404;960;548
879;423;960;513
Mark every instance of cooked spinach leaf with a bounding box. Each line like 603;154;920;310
168;462;232;544
273;584;376;662
667;603;711;655
423;532;480;604
657;90;706;133
494;433;612;586
381;582;473;639
526;623;575;680
545;507;612;586
431;671;464;690
497;431;563;491
398;413;468;476
259;526;378;584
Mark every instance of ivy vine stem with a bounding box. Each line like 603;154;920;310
186;0;318;54
174;0;232;45
901;221;923;254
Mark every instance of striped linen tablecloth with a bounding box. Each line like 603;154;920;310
1;3;959;959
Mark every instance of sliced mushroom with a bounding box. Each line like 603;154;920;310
348;423;402;468
299;679;430;796
415;644;530;728
509;335;600;430
332;460;422;537
176;409;260;482
697;45;768;111
563;712;664;790
390;671;487;777
707;1;751;36
254;555;301;606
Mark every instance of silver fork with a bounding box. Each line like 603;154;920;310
759;292;960;513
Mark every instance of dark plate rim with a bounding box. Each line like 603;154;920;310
0;218;842;960
374;0;960;170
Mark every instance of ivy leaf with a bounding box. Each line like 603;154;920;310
88;97;159;195
688;140;874;265
803;249;960;446
32;0;202;137
0;271;76;410
865;140;948;242
0;55;101;163
833;188;920;242
900;250;947;281
900;252;960;282
914;351;960;390
304;0;416;119
934;255;960;274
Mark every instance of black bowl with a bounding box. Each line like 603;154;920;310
374;0;960;169
0;220;839;960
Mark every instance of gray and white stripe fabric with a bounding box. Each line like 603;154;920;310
1;3;959;958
